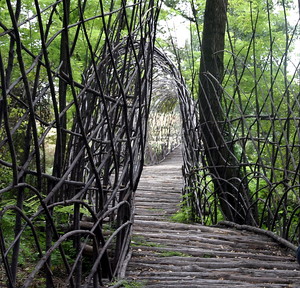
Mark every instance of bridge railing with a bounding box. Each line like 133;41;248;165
0;0;159;287
173;2;300;245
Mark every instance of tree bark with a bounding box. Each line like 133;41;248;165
199;0;257;225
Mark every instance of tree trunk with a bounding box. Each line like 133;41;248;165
199;0;257;225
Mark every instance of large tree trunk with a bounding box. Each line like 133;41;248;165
199;0;257;225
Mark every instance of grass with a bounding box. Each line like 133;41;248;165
109;279;145;288
131;235;164;248
157;250;191;257
170;210;193;224
122;280;145;288
202;253;214;258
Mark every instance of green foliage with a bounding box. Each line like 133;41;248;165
122;281;145;288
171;206;193;224
170;190;196;223
0;206;42;267
109;279;145;288
50;239;76;271
131;235;164;248
157;250;191;257
202;253;214;258
0;197;90;273
0;167;13;189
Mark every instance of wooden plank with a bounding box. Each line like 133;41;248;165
125;148;300;287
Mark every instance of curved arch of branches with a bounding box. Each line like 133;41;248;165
0;0;163;286
0;0;196;286
178;0;300;246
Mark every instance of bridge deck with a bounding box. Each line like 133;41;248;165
126;148;300;287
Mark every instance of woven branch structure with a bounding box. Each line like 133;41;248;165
0;0;188;286
0;0;300;287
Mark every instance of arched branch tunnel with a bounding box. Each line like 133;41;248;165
1;0;300;286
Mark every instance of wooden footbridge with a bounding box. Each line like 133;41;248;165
125;148;300;288
1;0;300;287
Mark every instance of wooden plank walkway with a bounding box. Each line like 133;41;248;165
125;147;300;287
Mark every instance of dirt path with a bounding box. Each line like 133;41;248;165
126;148;300;287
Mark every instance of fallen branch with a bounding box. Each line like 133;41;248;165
217;220;297;252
